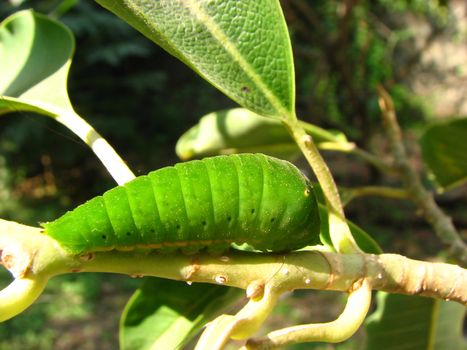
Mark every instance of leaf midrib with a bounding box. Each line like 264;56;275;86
125;0;292;118
184;0;291;118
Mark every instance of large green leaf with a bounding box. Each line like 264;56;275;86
0;10;75;116
365;292;466;350
120;278;243;350
94;0;295;119
420;118;467;190
175;108;349;161
0;10;135;184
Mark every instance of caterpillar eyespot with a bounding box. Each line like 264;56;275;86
42;154;321;254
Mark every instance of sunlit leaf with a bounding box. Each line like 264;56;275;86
0;10;134;184
0;10;75;116
176;108;300;161
176;108;349;162
94;0;296;119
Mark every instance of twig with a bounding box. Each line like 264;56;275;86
285;121;361;254
298;120;397;174
351;147;398;174
342;185;410;205
1;219;466;325
55;111;135;185
244;279;372;349
377;85;467;266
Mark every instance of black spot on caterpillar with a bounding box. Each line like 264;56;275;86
42;154;321;254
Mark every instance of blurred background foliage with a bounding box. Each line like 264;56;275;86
0;0;466;349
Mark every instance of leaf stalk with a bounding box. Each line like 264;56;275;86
284;119;361;254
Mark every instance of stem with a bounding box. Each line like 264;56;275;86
285;120;361;253
0;95;135;185
315;141;355;152
196;283;282;349
298;120;396;174
1;220;466;324
342;185;411;204
230;284;281;340
0;249;464;321
55;111;135;185
297;120;349;144
195;315;238;350
0;277;48;322
244;279;372;349
351;147;397;174
377;86;467;266
76;251;467;305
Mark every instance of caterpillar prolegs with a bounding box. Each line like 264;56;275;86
42;154;321;254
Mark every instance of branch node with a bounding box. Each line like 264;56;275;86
79;252;95;261
1;248;32;279
184;258;200;280
215;274;228;285
246;280;265;300
349;278;365;292
219;255;230;262
302;134;313;147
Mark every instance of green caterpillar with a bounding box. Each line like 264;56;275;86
42;154;321;255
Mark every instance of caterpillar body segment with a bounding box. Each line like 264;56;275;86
42;154;321;254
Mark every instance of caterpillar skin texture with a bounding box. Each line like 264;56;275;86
42;154;321;255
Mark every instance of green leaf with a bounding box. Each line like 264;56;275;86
175;108;350;161
175;108;300;161
313;185;382;254
0;10;135;184
420;118;467;190
94;0;296;119
120;278;243;350
365;292;466;350
0;10;75;116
